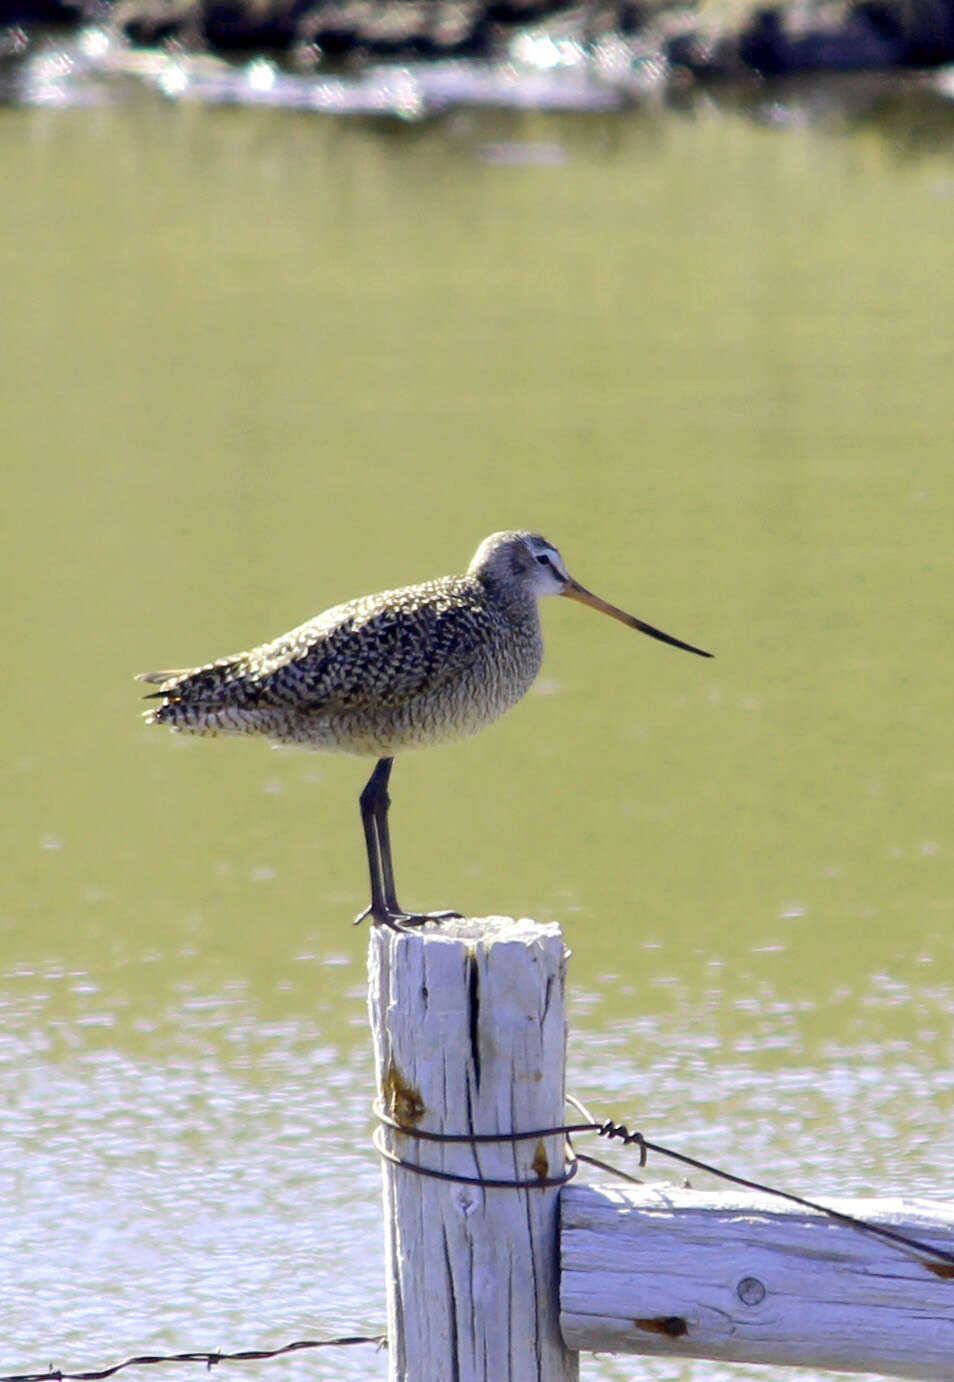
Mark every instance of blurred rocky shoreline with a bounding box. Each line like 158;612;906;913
5;0;954;81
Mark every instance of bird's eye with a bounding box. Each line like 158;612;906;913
536;555;552;567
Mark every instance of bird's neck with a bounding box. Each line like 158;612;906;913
475;572;538;623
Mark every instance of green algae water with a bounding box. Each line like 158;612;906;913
2;84;954;1379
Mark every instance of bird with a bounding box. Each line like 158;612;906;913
138;530;712;930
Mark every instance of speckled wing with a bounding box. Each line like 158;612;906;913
143;577;493;719
253;579;495;713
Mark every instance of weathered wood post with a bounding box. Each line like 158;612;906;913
368;915;578;1382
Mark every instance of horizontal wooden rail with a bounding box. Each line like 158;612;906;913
561;1183;954;1378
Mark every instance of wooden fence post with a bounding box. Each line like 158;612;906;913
368;915;578;1382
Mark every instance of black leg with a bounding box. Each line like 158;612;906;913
352;757;463;930
356;757;392;925
370;759;401;913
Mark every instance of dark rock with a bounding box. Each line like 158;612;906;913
664;21;751;77
896;0;954;63
738;4;905;74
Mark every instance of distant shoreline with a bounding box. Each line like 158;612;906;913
6;0;954;80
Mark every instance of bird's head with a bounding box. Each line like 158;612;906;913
468;530;572;597
469;530;713;658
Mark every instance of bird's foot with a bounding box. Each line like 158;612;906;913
353;905;463;933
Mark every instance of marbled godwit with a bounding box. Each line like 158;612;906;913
139;530;712;929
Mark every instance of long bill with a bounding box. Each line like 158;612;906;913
561;578;713;658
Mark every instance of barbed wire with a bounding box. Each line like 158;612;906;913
0;1335;386;1382
374;1092;954;1273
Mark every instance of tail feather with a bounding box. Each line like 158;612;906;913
135;669;189;686
136;657;246;700
137;656;258;732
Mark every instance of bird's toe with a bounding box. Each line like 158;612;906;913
355;905;462;932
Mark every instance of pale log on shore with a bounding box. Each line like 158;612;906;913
561;1182;954;1378
368;915;579;1382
